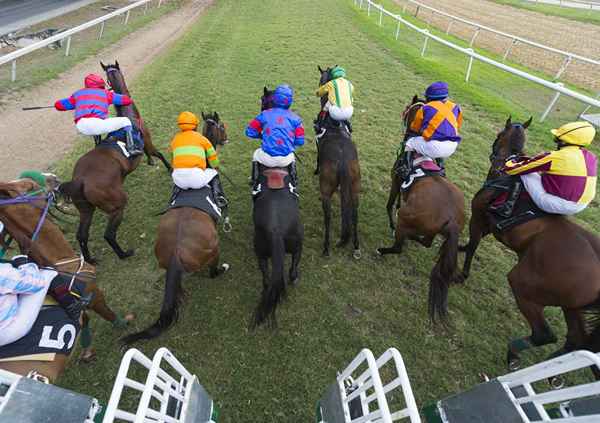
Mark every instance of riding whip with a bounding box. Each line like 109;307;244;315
22;106;54;111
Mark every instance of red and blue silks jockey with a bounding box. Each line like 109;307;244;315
500;121;597;216
245;84;305;188
54;73;142;155
404;81;463;166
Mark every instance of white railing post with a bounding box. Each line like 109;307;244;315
367;1;371;16
541;85;563;122
144;2;149;14
469;27;480;47
379;6;383;26
158;0;163;6
421;32;429;57
554;55;572;80
359;0;364;8
98;21;105;40
11;60;16;82
124;10;131;25
65;36;72;56
446;19;454;35
415;5;420;17
402;4;407;14
395;18;401;39
503;38;517;61
465;51;474;82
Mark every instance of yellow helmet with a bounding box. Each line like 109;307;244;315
551;121;596;147
177;111;199;131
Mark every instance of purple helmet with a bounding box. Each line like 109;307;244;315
273;84;293;109
425;81;449;101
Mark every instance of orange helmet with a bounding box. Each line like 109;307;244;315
84;73;106;89
177;111;199;131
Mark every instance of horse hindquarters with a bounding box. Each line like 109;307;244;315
428;220;461;323
253;234;286;328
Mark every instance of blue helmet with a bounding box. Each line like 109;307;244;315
425;81;449;101
273;84;293;109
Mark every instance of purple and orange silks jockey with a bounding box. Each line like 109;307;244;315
54;88;132;123
246;108;305;157
410;100;463;142
504;146;598;205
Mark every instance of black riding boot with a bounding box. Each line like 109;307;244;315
344;120;353;133
491;181;522;218
396;151;413;180
288;161;299;189
250;161;260;190
210;175;228;212
314;137;321;175
125;128;143;156
48;276;94;321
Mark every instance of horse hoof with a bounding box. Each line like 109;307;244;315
223;218;232;233
86;257;98;265
147;158;154;166
508;358;521;371
390;229;395;238
222;263;230;273
79;348;96;363
375;248;383;257
124;312;136;322
453;273;465;284
353;249;362;260
322;249;330;257
118;249;135;259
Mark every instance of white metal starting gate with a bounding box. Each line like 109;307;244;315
103;347;217;423
316;348;422;423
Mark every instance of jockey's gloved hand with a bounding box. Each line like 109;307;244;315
49;276;93;321
11;255;32;268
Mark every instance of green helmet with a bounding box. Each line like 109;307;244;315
330;66;346;79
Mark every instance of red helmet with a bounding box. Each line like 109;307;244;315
84;73;106;89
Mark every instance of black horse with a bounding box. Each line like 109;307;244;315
252;87;304;328
316;66;361;259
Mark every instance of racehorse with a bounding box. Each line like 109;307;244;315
0;176;133;382
121;112;230;344
58;62;151;264
252;87;303;328
377;95;465;323
316;66;361;259
460;116;600;370
101;61;171;171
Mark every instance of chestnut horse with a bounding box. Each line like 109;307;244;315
59;62;156;264
0;176;133;382
316;66;361;259
377;95;465;323
121;112;230;344
460;116;600;370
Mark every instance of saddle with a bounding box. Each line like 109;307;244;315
314;115;351;140
164;186;222;223
486;176;550;232
94;126;144;160
252;166;297;198
395;153;445;192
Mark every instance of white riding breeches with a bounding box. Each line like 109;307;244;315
253;149;295;168
172;168;218;190
75;117;132;136
521;173;587;215
405;136;458;160
325;102;353;121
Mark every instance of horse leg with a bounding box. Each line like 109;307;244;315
289;241;302;286
460;211;488;280
376;220;411;256
104;208;134;259
507;275;557;370
545;308;586;360
351;168;360;259
322;197;332;257
78;311;95;362
88;284;134;328
258;256;269;288
386;175;400;236
76;201;97;265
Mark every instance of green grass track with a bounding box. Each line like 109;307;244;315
53;0;600;421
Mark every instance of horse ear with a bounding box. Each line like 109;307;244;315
201;111;207;120
412;94;419;104
523;116;533;129
505;115;512;128
214;112;219;121
264;86;268;95
318;65;324;73
100;61;106;70
115;60;120;69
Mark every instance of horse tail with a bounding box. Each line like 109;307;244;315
428;220;460;323
253;234;286;328
339;157;353;243
58;179;84;203
121;254;184;345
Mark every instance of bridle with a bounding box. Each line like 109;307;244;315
489;123;525;166
203;118;228;146
401;101;424;138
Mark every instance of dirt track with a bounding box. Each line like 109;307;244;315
0;0;212;181
395;0;600;90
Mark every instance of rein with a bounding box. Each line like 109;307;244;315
0;192;54;242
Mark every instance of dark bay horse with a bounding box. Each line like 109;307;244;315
59;62;152;264
121;112;230;344
316;66;361;259
460;116;600;370
0;177;133;382
252;87;303;328
377;95;465;323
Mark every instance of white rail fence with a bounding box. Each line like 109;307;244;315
396;0;600;81
525;0;600;10
0;0;166;82
356;0;600;122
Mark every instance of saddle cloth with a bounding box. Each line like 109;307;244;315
167;186;222;223
95;127;144;159
253;167;297;198
395;153;445;192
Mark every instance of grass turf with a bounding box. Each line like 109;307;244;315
51;0;600;421
488;0;600;26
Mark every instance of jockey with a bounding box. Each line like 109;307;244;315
246;84;305;189
54;73;143;156
169;111;228;211
315;66;354;133
401;81;463;174
499;121;597;217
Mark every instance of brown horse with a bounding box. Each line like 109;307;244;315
317;66;361;259
460;116;600;370
59;62;153;264
0;176;133;382
377;95;465;323
121;112;230;344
